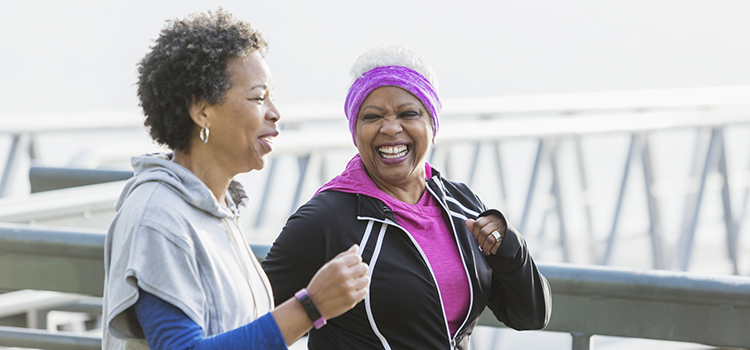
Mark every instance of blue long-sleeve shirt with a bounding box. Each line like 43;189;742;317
133;289;287;350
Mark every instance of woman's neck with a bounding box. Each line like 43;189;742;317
172;149;233;205
368;169;426;205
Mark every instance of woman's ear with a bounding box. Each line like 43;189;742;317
188;97;211;129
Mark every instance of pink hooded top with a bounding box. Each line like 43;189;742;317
315;155;470;336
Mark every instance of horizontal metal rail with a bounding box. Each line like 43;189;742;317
0;290;87;320
1;224;749;349
0;326;101;350
0;181;125;224
0;224;106;298
29;167;133;193
478;263;750;349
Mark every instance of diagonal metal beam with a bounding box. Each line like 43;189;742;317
714;128;739;275
640;133;666;269
677;128;719;271
549;139;571;262
519;139;546;235
601;133;638;265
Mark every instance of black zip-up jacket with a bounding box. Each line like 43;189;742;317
262;170;551;350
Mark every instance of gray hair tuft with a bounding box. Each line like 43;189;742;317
348;44;439;92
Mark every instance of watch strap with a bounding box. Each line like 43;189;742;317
295;288;326;329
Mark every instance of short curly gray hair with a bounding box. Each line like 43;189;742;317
348;44;439;93
137;8;267;152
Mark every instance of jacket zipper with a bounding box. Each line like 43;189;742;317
368;202;469;350
425;182;476;349
220;218;274;318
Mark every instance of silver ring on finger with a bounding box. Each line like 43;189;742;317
491;230;502;243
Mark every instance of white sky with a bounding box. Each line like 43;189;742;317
2;0;750;115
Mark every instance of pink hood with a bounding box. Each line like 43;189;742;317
314;154;432;203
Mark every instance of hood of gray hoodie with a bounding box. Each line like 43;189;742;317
114;153;248;219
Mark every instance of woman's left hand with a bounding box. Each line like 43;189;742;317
466;215;507;256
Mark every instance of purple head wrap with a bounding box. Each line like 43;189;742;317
344;65;442;146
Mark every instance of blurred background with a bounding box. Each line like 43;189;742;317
2;0;750;114
2;1;750;349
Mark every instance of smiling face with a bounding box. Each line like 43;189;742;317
202;51;280;176
355;86;433;191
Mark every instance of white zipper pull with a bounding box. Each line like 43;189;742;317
450;338;457;349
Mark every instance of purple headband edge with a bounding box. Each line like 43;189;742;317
345;65;441;146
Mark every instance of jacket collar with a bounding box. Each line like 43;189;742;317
354;165;446;222
356;193;389;221
425;167;447;207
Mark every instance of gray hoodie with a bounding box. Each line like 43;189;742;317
102;153;273;349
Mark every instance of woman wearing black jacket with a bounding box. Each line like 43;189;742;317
262;44;551;350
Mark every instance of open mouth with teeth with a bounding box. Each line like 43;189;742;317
378;145;409;159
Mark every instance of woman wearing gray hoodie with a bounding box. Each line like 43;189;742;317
102;9;369;350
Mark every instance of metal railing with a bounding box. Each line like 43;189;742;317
0;181;125;228
273;109;750;269
1;224;749;349
2;87;750;276
1;87;750;349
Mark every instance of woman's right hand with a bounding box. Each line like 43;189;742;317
305;244;369;320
